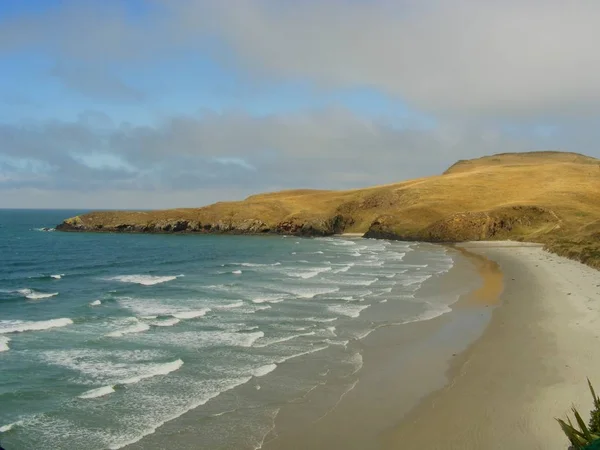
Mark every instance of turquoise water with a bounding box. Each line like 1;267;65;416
0;210;458;449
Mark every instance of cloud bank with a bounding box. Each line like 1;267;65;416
1;0;599;208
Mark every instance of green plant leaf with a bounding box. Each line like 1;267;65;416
573;407;594;441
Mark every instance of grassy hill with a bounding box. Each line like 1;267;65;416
58;151;600;269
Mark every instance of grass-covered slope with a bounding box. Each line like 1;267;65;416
58;151;600;268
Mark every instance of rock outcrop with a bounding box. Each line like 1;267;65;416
57;213;354;237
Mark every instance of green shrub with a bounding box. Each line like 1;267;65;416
557;379;600;449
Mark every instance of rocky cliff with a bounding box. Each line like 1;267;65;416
57;151;600;268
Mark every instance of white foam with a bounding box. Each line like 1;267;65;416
120;359;184;385
380;299;388;303
252;364;277;377
277;346;329;364
0;421;21;433
79;385;115;399
387;251;406;261
50;274;64;279
327;303;370;318
252;295;285;304
150;318;181;327
313;251;324;254
41;349;176;385
251;305;271;312
110;275;180;286
255;331;316;347
285;267;331;279
397;274;432;287
348;352;363;375
0;318;73;334
402;305;452;325
324;339;349;347
106;374;254;449
232;270;242;275
332;263;354;273
106;319;150;337
285;286;340;299
333;277;378;286
0;336;10;352
215;301;244;309
90;300;102;306
237;262;281;267
331;239;356;246
148;330;265;349
306;317;338;323
355;328;376;340
326;326;337;335
17;288;58;300
118;297;210;320
171;308;210;319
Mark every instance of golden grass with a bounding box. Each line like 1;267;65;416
61;151;600;268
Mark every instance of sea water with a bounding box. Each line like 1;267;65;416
0;210;459;449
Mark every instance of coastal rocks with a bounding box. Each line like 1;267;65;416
56;216;274;235
275;215;353;236
56;216;85;231
56;213;353;237
365;206;559;243
234;219;270;233
363;215;416;240
423;206;558;242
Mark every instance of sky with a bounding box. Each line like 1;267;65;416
1;0;600;209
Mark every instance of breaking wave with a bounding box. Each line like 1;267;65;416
79;385;115;399
110;275;182;286
17;288;58;300
0;318;73;334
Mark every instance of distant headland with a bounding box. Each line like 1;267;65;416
57;151;600;269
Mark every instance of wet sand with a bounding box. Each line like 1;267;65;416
384;242;600;450
263;245;500;449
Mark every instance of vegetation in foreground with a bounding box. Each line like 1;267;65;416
558;380;600;449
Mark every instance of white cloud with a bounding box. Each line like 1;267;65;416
1;108;577;209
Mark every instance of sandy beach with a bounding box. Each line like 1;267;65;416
385;242;600;449
261;241;600;450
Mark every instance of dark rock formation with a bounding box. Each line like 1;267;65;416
56;214;352;237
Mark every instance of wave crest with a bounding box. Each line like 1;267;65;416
0;318;73;334
17;289;58;300
110;275;181;286
79;385;115;399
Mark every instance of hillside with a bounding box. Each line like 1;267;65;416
57;151;600;269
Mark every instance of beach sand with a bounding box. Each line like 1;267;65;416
384;242;600;450
262;244;499;449
263;242;600;450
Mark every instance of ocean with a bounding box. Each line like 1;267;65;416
0;210;465;449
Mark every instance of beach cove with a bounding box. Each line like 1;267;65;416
259;242;600;450
2;210;599;450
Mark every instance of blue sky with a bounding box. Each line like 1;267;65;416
1;0;599;208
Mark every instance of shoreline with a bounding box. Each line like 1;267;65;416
261;243;498;449
383;242;600;449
